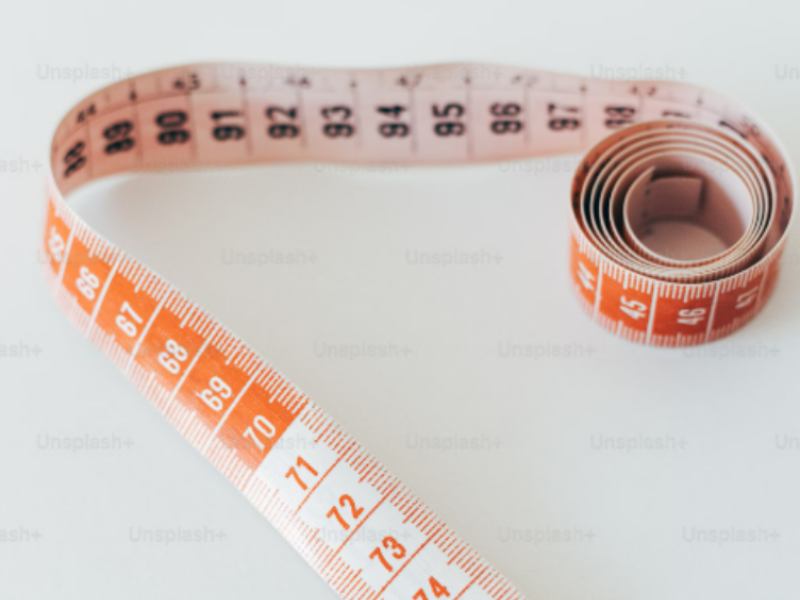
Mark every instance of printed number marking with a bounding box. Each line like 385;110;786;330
63;141;87;178
490;102;522;134
103;121;135;154
677;308;706;326
211;110;245;141
431;103;465;137
243;414;277;451
48;227;66;263
156;111;190;145
548;103;580;131
195;376;232;412
605;106;636;129
377;105;409;138
266;106;300;139
369;535;406;572
321;105;354;138
173;73;200;91
115;301;144;337
285;456;318;491
620;296;648;320
577;261;595;291
76;104;96;123
413;577;451;599
735;287;759;310
326;494;364;531
76;266;100;301
157;339;188;375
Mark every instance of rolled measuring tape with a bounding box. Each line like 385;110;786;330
43;63;794;599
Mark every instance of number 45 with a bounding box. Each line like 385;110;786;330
619;296;648;320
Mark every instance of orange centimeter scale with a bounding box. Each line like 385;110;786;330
43;63;794;599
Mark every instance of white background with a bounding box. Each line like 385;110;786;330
2;0;800;598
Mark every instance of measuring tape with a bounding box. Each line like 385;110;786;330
43;62;794;599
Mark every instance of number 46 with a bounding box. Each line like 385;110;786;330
677;308;706;326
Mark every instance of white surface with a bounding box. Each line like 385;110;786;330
2;1;800;598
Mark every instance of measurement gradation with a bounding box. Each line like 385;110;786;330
43;197;519;600
43;62;795;600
